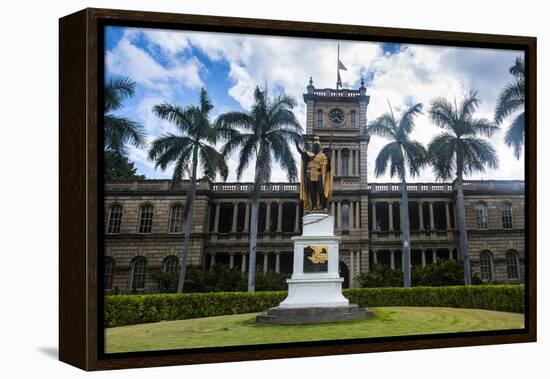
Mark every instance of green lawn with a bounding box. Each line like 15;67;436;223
105;306;524;353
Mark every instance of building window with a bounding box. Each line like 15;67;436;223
501;202;514;229
138;204;154;234
479;250;494;281
317;109;323;128
169;204;185;233
130;257;147;290
506;250;520;279
342;203;350;229
163;256;179;274
104;257;115;290
350;111;356;128
342;150;349;176
474;202;488;229
106;204;123;234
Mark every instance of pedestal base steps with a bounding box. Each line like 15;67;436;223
256;304;372;324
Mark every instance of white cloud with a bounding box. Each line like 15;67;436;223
106;31;204;97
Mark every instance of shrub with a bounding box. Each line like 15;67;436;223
175;264;290;293
150;271;178;293
357;260;483;288
105;284;524;327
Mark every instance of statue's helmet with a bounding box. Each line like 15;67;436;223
313;135;321;145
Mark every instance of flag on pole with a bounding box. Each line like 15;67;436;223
336;43;347;89
338;60;347;71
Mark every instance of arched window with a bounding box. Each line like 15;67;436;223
169;204;185;233
104;257;115;290
341;150;350;176
506;250;520;279
474;202;488;229
479;250;494;281
163;256;179;274
137;204;154;234
130;257;147;290
501;202;514;229
341;203;350;229
106;204;123;234
317;109;323;128
350;111;356;128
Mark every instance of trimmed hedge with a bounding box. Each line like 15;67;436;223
105;285;524;328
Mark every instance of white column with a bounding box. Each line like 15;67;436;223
445;202;451;230
429;202;435;230
229;253;235;269
265;202;271;232
449;248;453;260
372;202;377;231
331;202;335;217
277;202;283;232
231;202;238;232
388;202;394;231
241;253;247;272
337;149;342;176
337;201;342;228
275;252;281;273
244;202;250;232
263;252;269;273
350;251;355;284
213;203;220;233
349;201;355;229
421;250;426;268
432;250;437;263
210;253;216;269
294;202;300;232
390;251;395;270
373;250;378;265
356;150;360;176
419;202;424;230
355;201;360;229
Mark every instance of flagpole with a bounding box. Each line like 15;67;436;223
337;43;340;90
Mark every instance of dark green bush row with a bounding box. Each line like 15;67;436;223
105;284;524;328
356;260;483;288
149;264;291;293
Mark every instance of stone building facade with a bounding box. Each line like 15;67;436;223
103;79;525;293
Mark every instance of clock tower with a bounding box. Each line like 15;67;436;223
303;76;370;188
302;77;371;278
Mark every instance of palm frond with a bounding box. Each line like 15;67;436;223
367;113;396;139
152;103;194;135
104;114;145;155
494;81;525;125
429;97;457;132
505;112;525;159
427;133;457;181
461;137;499;176
469;118;499;138
199;143;229;181
398;103;423;136
104;76;136;112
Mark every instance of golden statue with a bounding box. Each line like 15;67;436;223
295;136;333;211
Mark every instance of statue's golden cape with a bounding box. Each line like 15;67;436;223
299;151;333;211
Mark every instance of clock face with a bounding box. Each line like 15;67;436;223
329;109;345;126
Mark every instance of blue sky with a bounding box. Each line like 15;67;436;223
105;26;524;183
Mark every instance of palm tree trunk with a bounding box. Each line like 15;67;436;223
401;176;411;287
247;197;259;292
456;151;472;285
177;145;198;293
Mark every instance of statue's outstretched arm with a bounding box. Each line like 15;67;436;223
295;140;304;156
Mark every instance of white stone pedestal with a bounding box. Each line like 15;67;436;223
278;212;349;308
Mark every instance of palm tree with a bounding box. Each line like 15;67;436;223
495;57;525;159
148;88;228;293
428;91;499;285
216;87;303;292
367;102;427;288
104;76;145;156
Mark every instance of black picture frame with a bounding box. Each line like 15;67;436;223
59;7;537;371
